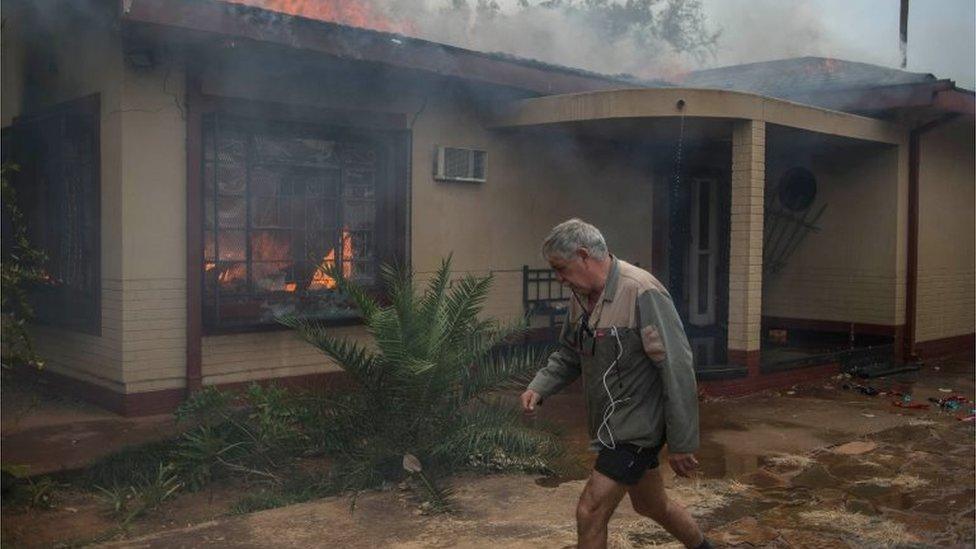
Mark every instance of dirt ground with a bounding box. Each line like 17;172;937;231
2;357;973;548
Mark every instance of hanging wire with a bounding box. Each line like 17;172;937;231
668;106;686;290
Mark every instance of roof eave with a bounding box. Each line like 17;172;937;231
119;0;630;95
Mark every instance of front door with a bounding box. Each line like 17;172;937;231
688;177;718;327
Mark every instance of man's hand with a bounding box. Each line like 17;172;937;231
668;452;700;478
520;389;542;415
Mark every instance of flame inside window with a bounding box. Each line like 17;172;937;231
309;229;354;290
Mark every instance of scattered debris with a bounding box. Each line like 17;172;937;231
857;474;929;490
843;383;879;396
765;453;814;469
832;441;878;455
938;388;953;393
892;400;929;410
799;508;918;546
926;395;973;414
861;413;876;418
713;516;779;546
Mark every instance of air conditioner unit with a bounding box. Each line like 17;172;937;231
434;146;486;183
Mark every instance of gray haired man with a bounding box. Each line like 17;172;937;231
520;218;711;549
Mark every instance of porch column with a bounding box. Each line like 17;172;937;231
728;120;765;374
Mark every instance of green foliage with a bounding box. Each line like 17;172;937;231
169;383;318;491
75;257;558;518
280;256;560;512
1;163;48;369
23;476;63;509
173;424;246;490
95;463;182;527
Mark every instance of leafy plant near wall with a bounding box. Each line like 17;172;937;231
280;256;561;512
0;163;48;370
65;259;558;520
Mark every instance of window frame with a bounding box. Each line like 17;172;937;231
3;94;102;336
191;98;409;335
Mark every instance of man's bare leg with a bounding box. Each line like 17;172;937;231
576;469;628;549
627;468;705;548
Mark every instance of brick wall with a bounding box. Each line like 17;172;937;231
728;120;765;354
915;117;975;344
32;280;124;392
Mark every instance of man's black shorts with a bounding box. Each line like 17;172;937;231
594;443;662;485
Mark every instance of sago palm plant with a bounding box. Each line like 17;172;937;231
280;256;560;511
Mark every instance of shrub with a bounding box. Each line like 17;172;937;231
280;257;560;511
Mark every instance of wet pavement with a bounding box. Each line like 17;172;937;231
3;357;974;547
1;376;178;476
87;357;976;548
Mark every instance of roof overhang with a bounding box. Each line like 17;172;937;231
119;0;630;95
487;88;907;145
784;80;975;119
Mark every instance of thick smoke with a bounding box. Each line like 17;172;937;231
235;0;974;86
388;0;717;80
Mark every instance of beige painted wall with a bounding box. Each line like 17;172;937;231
115;54;189;393
763;141;905;326
915;117;976;343
1;2;127;392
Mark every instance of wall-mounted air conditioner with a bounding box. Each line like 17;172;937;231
434;146;486;183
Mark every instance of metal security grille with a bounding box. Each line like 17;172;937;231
202;115;382;330
6;96;101;334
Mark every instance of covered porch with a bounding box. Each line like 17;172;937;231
493;88;908;394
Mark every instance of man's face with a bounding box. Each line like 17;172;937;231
547;249;593;295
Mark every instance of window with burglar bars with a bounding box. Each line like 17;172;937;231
4;95;101;334
202;114;393;331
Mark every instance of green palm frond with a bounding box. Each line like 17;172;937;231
461;342;552;401
328;265;380;322
280;315;380;388
430;403;559;466
418;256;452;328
439;274;494;350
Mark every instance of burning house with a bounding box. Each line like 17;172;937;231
2;0;973;415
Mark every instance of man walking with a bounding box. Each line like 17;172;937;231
521;218;711;549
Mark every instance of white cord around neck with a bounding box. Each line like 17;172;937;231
597;326;630;449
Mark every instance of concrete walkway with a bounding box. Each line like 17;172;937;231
1;376;178;476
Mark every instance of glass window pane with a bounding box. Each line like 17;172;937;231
251;230;293;262
698;184;710;251
217;196;246;228
217;162;246;194
308;199;338;231
217;230;247;261
253;261;295;292
214;262;248;294
697;254;709;315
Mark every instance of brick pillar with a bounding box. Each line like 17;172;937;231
728;120;765;375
